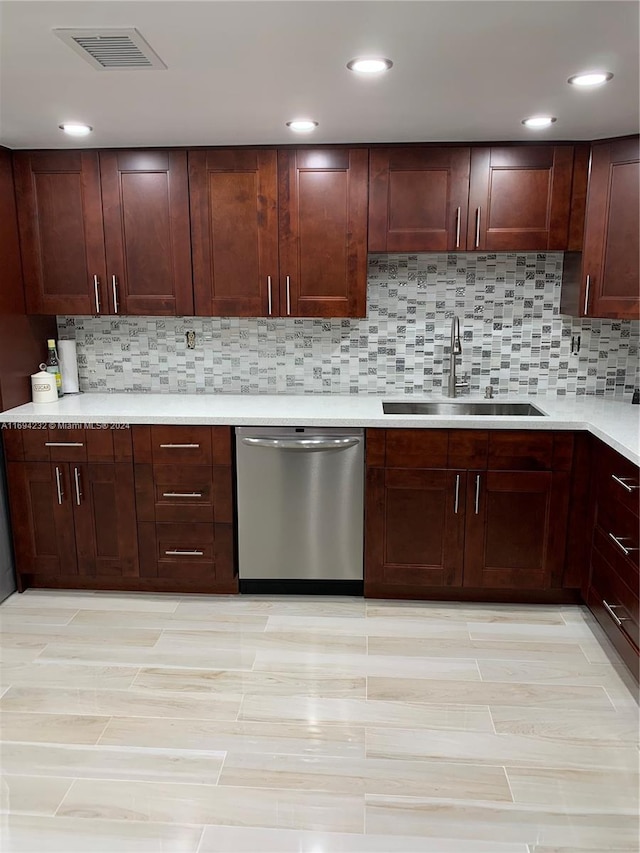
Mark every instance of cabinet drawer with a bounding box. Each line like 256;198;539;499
596;448;640;520
135;464;233;524
595;498;639;575
4;426;132;463
149;427;213;466
22;428;88;462
589;546;639;649
138;522;233;581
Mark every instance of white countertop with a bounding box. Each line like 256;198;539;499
1;393;639;466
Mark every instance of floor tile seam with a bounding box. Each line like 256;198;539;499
214;751;227;786
360;791;640;814
50;775;79;817
0;708;243;723
603;685;639;711
501;765;516;803
93;715;116;746
35;658;257;673
502;762;640;778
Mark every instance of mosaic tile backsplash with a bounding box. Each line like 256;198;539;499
58;253;639;397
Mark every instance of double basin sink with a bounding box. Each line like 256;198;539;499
383;402;546;416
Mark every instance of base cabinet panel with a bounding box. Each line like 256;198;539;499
365;429;572;600
366;467;465;588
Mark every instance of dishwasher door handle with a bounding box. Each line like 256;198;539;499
241;437;360;452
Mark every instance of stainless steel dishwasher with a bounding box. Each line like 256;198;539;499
235;427;364;594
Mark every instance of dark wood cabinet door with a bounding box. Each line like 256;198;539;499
190;149;279;317
584;137;639;319
6;462;77;578
73;463;138;578
369;147;471;251
468;146;574;251
365;467;465;590
13;151;107;315
464;470;569;590
278;148;368;317
100;150;193;316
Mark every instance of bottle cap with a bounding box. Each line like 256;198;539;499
47;339;56;347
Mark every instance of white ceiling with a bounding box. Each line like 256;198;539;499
0;0;638;149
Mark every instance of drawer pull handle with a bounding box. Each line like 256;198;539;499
162;492;203;499
474;474;481;515
602;599;631;627
159;444;201;449
611;474;639;493
608;533;638;556
165;549;204;556
45;442;84;448
454;474;460;514
455;206;461;249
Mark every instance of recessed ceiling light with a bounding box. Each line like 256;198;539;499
286;119;319;132
568;71;614;87
521;116;557;129
347;57;393;74
59;123;93;136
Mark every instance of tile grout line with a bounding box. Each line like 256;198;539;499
52;776;78;817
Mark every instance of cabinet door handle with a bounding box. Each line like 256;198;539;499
454;474;460;514
611;474;639;493
159;443;200;449
55;466;64;505
45;442;84;448
267;275;273;316
286;276;291;315
475;207;481;248
583;275;591;316
93;275;101;314
608;533;637;556
112;275;119;314
74;467;82;506
474;474;481;514
165;549;204;556
455;207;461;249
162;492;203;499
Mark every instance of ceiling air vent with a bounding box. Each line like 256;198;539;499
54;28;166;70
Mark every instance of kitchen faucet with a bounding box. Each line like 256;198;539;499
446;315;469;398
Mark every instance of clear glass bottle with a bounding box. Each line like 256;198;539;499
45;339;63;398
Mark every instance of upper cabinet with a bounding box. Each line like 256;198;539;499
278;148;368;317
190;149;279;317
570;137;639;320
14;149;192;316
467;146;575;251
368;147;471;252
14;151;107;315
190;147;368;318
368;145;578;253
100;150;193;316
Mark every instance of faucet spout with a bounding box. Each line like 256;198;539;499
446;315;468;398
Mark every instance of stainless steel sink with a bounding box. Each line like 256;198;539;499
382;402;546;416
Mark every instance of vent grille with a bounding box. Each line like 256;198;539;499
54;28;166;70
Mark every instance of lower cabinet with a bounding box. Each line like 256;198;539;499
3;424;237;594
586;440;639;678
365;429;572;599
6;460;138;584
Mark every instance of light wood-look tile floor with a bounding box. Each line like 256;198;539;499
0;590;637;852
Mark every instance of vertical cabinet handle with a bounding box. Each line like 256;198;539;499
112;275;119;314
455;207;461;249
475;207;481;248
583;275;591;316
93;275;101;314
55;467;63;505
74;467;82;506
474;474;481;514
608;533;637;556
286;276;291;315
267;276;273;316
454;474;460;514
